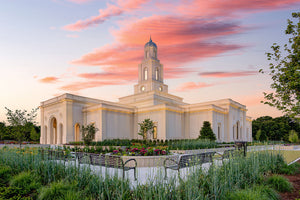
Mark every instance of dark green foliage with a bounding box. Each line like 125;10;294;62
0;165;12;186
266;175;293;192
0;186;33;200
199;121;216;141
259;12;300;118
277;162;300;175
252;116;300;141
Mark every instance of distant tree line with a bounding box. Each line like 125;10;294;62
0;121;40;142
252;116;300;141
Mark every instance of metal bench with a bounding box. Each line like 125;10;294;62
216;149;238;163
78;153;137;180
164;152;216;179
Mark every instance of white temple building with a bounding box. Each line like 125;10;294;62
40;38;252;144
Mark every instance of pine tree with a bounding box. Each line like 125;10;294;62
199;121;216;141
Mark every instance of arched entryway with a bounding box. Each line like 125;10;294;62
74;123;80;142
50;117;57;144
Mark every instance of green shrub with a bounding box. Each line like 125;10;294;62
38;181;75;200
81;124;99;146
266;174;293;192
226;185;280;200
0;186;29;199
0;165;12;186
288;130;299;143
9;171;41;199
278;162;300;175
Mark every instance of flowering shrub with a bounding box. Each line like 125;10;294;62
112;143;169;156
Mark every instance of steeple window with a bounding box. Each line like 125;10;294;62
155;68;159;80
144;68;148;80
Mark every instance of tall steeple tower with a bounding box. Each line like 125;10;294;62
134;37;168;94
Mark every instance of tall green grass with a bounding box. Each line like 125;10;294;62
0;147;289;200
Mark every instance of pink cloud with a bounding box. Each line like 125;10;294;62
39;77;59;83
71;15;245;83
114;16;242;46
177;0;300;17
199;71;258;78
63;0;149;31
175;82;214;92
78;72;136;81
60;80;126;91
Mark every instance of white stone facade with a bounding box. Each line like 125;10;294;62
40;38;252;144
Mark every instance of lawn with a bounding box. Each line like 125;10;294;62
280;150;300;164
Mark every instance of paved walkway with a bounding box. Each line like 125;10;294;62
64;160;215;188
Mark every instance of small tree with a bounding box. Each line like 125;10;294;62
259;12;300;118
5;107;38;147
30;127;40;141
138;118;154;140
288;130;299;143
199;121;216;141
81;123;99;146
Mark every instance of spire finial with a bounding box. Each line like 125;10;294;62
149;35;152;42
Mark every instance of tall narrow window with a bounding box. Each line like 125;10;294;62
144;68;148;80
236;122;239;140
233;126;235;139
218;125;220;140
155;68;159;80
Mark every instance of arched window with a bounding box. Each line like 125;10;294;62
75;123;80;142
144;68;148;80
155;68;159;80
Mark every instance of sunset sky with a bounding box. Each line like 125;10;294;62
1;0;299;124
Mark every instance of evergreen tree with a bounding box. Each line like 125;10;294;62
199;121;216;141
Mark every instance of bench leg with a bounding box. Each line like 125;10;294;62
164;168;167;180
123;169;125;179
134;168;137;181
178;169;180;179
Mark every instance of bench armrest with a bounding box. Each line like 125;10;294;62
124;158;137;168
164;157;178;167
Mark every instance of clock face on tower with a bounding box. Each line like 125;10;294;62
141;86;145;92
159;86;162;91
